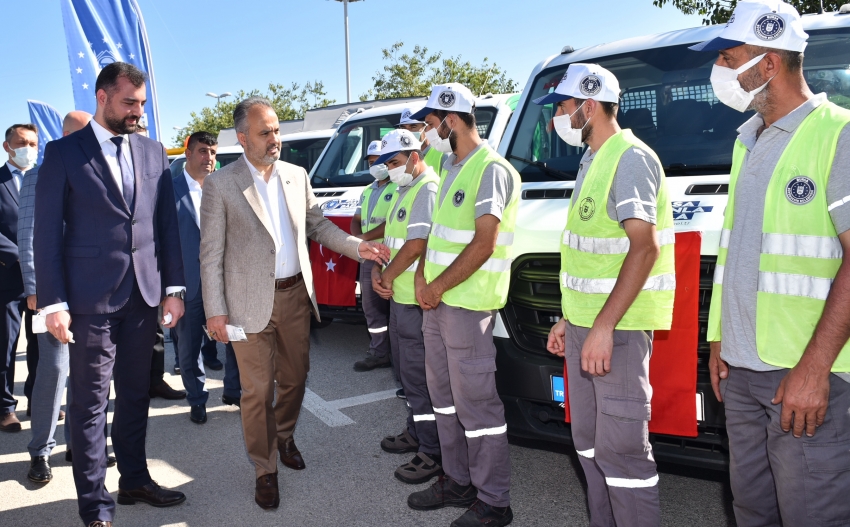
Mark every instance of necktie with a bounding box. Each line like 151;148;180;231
110;136;134;210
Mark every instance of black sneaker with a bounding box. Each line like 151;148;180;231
407;475;478;511
451;500;513;527
353;353;391;372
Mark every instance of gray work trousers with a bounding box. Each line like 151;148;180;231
389;299;439;455
360;260;391;359
565;321;659;527
424;302;511;507
722;366;850;527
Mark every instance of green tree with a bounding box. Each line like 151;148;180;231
360;42;519;101
173;81;334;147
653;0;843;25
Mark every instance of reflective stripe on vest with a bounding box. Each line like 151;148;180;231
427;249;512;273
562;228;675;255
560;270;676;295
431;223;515;246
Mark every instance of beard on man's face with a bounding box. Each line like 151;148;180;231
248;140;280;165
104;103;140;135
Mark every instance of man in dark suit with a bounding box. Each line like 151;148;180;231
0;123;39;433
34;62;187;527
173;131;241;424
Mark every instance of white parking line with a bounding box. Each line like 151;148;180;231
302;388;398;427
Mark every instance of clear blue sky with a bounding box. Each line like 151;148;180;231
0;0;702;147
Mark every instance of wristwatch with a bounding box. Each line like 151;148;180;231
167;290;185;301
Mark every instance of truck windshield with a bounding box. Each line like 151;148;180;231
311;107;499;188
505;27;850;181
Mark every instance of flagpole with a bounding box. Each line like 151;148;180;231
332;0;362;104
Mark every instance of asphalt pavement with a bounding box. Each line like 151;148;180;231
0;321;737;526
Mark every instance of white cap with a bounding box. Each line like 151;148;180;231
689;0;808;53
374;129;421;165
364;140;382;159
532;63;620;106
409;83;475;121
399;107;425;126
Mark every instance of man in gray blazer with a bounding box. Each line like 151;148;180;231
200;97;389;510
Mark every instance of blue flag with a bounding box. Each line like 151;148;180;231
26;100;64;166
60;0;161;141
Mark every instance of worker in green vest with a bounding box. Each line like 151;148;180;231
351;140;397;372
541;62;674;526
405;83;520;527
398;106;445;176
692;1;850;525
369;129;443;485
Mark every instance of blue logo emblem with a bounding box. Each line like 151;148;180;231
384;192;393;202
672;201;715;221
786;176;816;205
579;75;602;97
438;90;456;108
398;208;407;221
453;189;465;207
754;14;785;41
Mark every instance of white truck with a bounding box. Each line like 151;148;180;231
493;8;850;469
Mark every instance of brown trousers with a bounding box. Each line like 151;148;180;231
231;281;312;477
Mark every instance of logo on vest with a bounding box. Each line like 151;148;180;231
754;14;785;41
397;207;407;221
579;75;602;97
578;197;595;220
785;176;816;205
438;90;456;108
384;192;393;202
453;189;465;207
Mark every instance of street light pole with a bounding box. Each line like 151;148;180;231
205;92;233;106
332;0;362;103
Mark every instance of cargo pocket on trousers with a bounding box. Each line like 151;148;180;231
802;441;850;525
458;357;498;402
601;396;651;455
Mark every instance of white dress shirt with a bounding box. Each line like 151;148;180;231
6;162;30;192
244;155;300;279
183;170;203;228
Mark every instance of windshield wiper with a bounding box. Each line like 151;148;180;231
663;163;731;174
507;155;572;180
312;174;333;186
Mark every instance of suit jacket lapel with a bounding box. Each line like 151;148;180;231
235;157;275;241
0;165;19;205
173;173;199;228
78;124;129;214
129;133;145;214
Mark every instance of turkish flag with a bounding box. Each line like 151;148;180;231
563;232;701;437
310;216;359;307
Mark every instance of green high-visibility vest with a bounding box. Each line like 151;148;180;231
708;102;850;370
423;147;446;178
384;168;439;305
560;129;675;330
424;145;521;311
359;182;397;243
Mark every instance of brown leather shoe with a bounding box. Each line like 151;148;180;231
279;438;305;470
117;480;186;507
255;473;280;509
148;381;186;400
0;412;21;432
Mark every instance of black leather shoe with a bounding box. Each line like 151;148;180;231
173;364;181;375
221;395;241;407
279;438;305;470
353;353;391;372
451;500;514;527
408;475;478;511
203;358;223;371
28;456;52;483
66;450;117;467
190;404;207;424
117;480;186;507
87;521;112;527
396;388;406;399
149;381;186;400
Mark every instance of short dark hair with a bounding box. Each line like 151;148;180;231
187;131;218;150
95;62;148;95
233;97;275;134
571;98;619;119
747;45;803;73
432;108;477;130
5;124;38;142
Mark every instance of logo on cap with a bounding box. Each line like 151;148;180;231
579;75;602;97
453;189;465;207
402;110;411;120
785;176;815;205
381;139;389;149
400;135;412;147
754;14;785;41
438;91;456;108
579;197;595;221
725;12;736;27
397;207;407;221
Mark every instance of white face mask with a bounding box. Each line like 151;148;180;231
369;163;389;180
424;117;453;154
553;101;588;147
387;156;415;187
409;130;423;141
9;146;37;169
710;53;774;113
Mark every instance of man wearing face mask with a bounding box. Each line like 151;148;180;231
540;63;673;527
351;140;397;372
406;83;520;527
370;129;442;484
692;1;850;525
398;107;444;176
0;123;39;433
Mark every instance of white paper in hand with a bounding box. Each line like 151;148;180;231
32;313;48;334
226;325;248;342
162;312;173;325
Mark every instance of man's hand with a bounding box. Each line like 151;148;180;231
415;272;431;310
773;359;831;438
420;282;443;311
371;265;394;300
547;318;567;357
207;315;230;344
26;295;37;311
161;297;184;329
46;310;72;344
359;241;391;265
580;324;614;376
709;341;728;402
